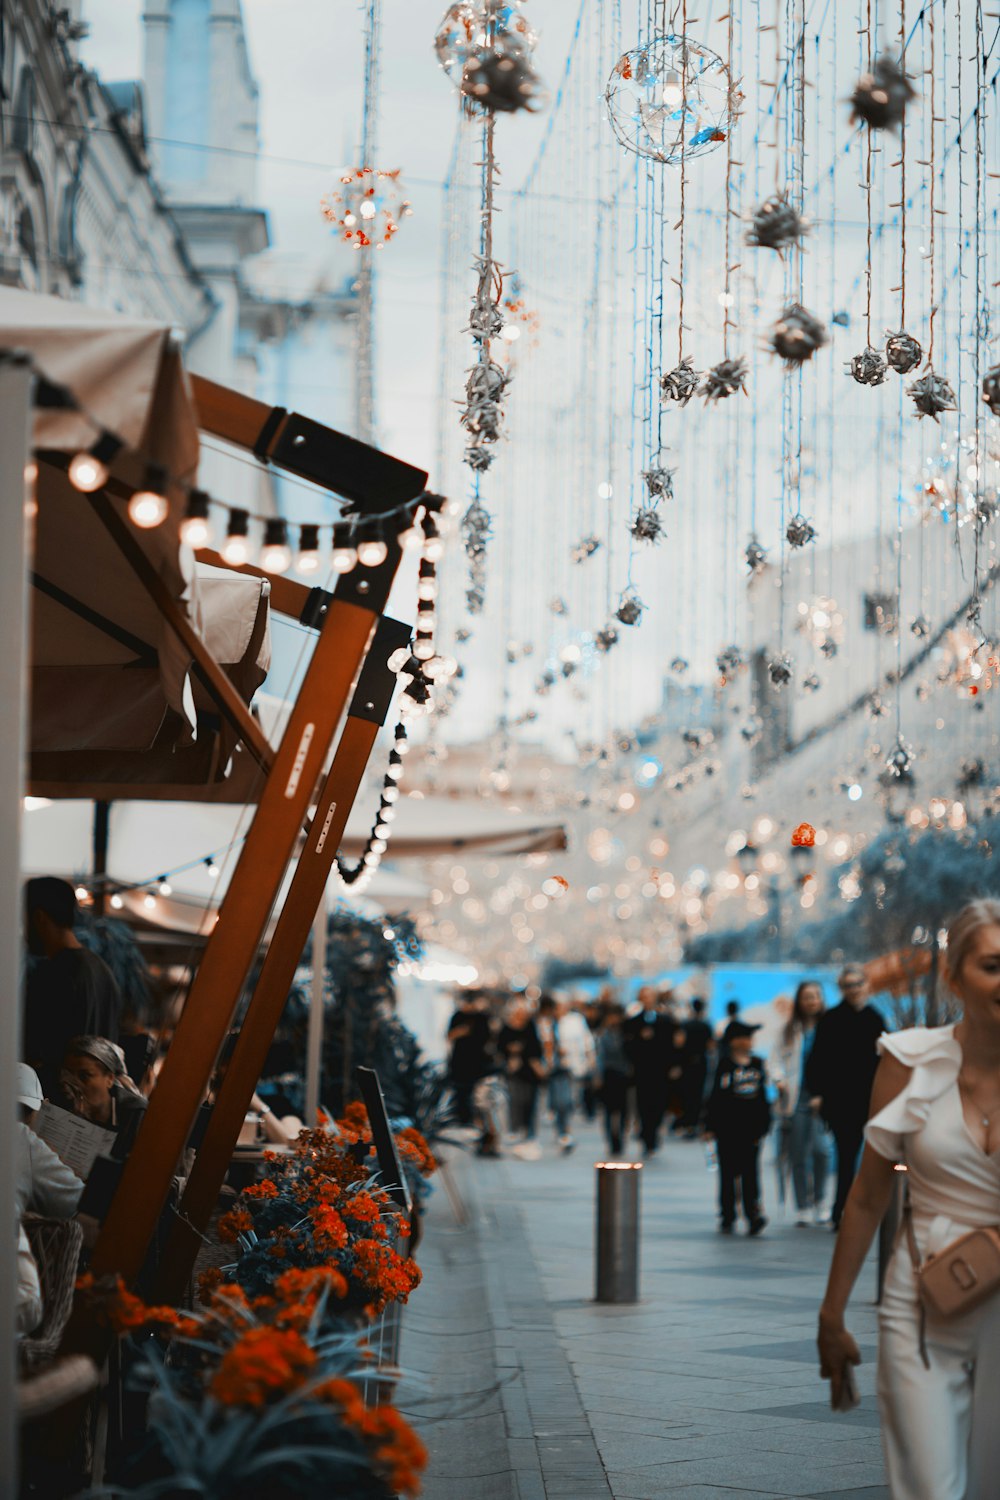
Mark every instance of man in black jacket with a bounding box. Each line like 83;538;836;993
804;964;885;1229
624;987;675;1156
704;1021;771;1235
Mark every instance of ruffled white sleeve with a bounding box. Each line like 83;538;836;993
864;1025;961;1161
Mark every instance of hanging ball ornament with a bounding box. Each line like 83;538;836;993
670;656;689;675
615;590;645;627
908;371;956;422
909;613;931;639
849;347;888;386
549;596;568;616
849;56;916;131
786;513;817;549
702;356;748;403
571;534;601;564
631;507;665;545
745;536;768;575
981;364;1000;418
803;670;821;693
321;168;411;250
770;304;828;365
885;329;922;374
660;356;701;406
791;822;816;848
595;624;619;653
768;652;794;688
716;644;745;677
606;34;733;165
885;735;916;781
436;2;542;113
462;42;543;113
746;194;809;254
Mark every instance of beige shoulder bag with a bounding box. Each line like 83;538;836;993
903;1193;1000;1366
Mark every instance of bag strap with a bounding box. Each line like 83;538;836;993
901;1184;931;1370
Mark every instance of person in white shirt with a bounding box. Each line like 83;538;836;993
16;1063;84;1335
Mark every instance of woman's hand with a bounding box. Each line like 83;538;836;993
817;1312;862;1409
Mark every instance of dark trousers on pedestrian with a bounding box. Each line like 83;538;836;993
508;1074;539;1138
830;1118;865;1225
680;1058;708;1130
635;1078;666;1154
717;1135;762;1226
601;1069;630;1155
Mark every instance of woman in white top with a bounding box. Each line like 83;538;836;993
817;899;1000;1499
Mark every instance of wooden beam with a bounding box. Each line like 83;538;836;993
189;374;428;514
153;616;410;1302
59;544;402;1361
87;489;274;776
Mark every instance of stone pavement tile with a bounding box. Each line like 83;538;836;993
748;1402;882;1430
513;1472;546;1500
805;1490;890;1499
610;1480;786;1500
612;1453;886;1496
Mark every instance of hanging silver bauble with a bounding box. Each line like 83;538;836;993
885;734;916;781
615;590;645;626
850;56;916;131
594;624;619;653
770;304;827;365
462;42;543;113
463;443;495;472
786;513;817;549
767;652;794;688
908;371;956;422
745;536;768;574
716;644;745;677
802;671;821;693
746;194;808;254
885;329;922;374
909;613;931;639
702;356;748;402
670;656;689;675
820;637;839;659
849;348;888;386
660;356;701;405
606;34;733;166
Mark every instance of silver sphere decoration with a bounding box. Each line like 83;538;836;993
909;613;931;639
615;590;645;627
606;34;733;166
631;507;665;544
908;371;956;422
786;513;817;549
745;536;768;574
850;56;916;131
702;356;748;403
770;304;827;365
660;356;701;405
767;652;794;688
746;194;808;254
885;329;922;374
849;348;888;386
642;465;675;501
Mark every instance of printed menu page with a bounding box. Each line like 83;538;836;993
33;1102;116;1180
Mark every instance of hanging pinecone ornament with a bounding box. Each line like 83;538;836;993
803;671;821;692
768;652;794;687
850;56;916;131
660;356;701;406
786;513;817;548
642;465;675;501
849;348;888;386
631;507;665;545
615;590;645;627
745;537;768;576
746;194;809;254
770;304;828;365
982;365;1000;417
885;329;922;374
702;357;748;403
910;613;930;639
908;371;956;422
594;624;619;653
463;444;494;472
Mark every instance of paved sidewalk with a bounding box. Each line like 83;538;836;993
401;1120;889;1500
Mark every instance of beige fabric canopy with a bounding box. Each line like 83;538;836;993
0;287;271;799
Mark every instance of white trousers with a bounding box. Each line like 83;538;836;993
878;1244;1000;1499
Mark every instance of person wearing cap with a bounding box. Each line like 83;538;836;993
804;964;885;1229
704;1020;772;1235
16;1064;84;1334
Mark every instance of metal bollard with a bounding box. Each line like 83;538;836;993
876;1165;907;1304
595;1162;642;1304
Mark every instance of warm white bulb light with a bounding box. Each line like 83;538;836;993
222;533;251;566
68;452;108;493
332;546;357;573
128;489;168;529
423;537;445;562
296;549;321;575
359;199;377;220
260;542;292;575
357;538;388;567
180;514;212;549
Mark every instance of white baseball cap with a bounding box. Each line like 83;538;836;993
17;1063;43;1111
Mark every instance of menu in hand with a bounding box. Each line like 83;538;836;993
33;1101;116;1180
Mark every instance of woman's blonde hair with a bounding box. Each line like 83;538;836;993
944;898;1000;984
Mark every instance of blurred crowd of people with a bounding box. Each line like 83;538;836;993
445;964;888;1242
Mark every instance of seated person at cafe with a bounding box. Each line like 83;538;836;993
61;1036;147;1160
16;1064;84;1335
23;877;121;1099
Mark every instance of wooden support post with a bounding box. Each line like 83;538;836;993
87;490;274;776
153;616;411;1303
65;552;402;1325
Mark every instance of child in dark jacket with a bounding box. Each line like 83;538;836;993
704;1020;772;1236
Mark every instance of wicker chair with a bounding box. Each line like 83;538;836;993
20;1214;85;1373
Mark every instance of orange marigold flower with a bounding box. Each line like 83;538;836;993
209;1327;317;1408
217;1206;254;1243
241;1178;279;1200
309;1203;348;1249
196;1267;224;1305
